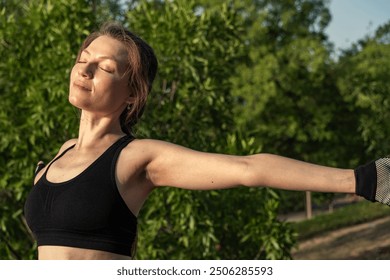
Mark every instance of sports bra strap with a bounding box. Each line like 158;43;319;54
43;143;76;176
33;144;75;178
34;161;46;176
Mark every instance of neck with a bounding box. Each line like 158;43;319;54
75;111;126;150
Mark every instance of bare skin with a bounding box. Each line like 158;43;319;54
38;246;132;260
33;35;355;260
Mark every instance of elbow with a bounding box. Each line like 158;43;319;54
240;154;270;188
240;155;260;188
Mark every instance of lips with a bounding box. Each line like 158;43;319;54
73;81;92;91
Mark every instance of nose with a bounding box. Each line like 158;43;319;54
78;63;94;79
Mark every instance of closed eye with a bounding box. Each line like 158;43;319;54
99;67;114;73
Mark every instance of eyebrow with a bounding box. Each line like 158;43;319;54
82;49;118;62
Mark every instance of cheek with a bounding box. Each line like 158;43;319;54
115;79;130;99
92;78;125;107
116;74;131;94
69;65;78;81
98;77;129;100
68;67;92;108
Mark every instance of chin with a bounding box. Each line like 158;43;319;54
68;94;91;110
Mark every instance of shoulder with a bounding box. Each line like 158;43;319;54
65;138;78;145
121;138;164;160
33;138;77;184
37;138;77;165
122;138;200;172
119;138;186;167
124;138;188;157
59;138;77;152
126;138;173;150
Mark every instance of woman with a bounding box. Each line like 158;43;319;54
24;22;389;260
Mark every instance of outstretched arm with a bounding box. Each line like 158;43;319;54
141;139;355;193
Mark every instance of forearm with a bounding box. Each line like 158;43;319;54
244;153;355;193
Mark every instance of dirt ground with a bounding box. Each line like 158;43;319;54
292;216;390;260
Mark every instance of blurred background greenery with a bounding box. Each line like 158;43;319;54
1;0;389;259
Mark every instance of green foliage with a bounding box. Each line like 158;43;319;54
229;0;367;212
129;0;242;148
0;0;94;259
231;0;359;165
127;0;295;259
337;21;390;156
1;0;389;260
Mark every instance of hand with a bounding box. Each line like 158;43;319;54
355;157;390;206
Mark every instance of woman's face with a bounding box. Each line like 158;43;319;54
69;35;131;116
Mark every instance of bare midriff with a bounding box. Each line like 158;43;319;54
38;246;132;260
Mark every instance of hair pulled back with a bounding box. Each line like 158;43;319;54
76;22;158;135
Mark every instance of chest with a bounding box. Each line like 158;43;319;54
24;136;142;246
30;138;149;218
45;149;104;184
26;156;129;232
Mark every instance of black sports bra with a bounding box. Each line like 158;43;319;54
24;135;137;257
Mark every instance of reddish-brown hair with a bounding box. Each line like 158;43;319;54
76;22;158;135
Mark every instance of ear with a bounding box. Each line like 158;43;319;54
126;96;136;105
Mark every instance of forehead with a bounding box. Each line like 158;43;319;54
84;35;129;66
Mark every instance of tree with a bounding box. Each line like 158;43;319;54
0;0;94;259
337;21;390;158
0;0;295;260
225;0;367;213
126;0;295;259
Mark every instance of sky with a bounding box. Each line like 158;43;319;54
326;0;390;51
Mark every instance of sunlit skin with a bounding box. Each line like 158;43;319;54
34;35;355;260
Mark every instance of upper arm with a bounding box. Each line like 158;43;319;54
139;139;249;190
